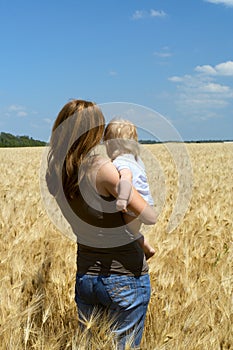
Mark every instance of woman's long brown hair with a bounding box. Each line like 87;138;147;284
46;99;105;199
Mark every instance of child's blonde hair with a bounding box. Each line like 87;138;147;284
104;118;140;160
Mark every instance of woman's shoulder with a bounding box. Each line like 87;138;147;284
87;155;119;189
92;154;111;168
96;157;119;179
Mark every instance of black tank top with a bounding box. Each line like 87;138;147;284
68;177;148;276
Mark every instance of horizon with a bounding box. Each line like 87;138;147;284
0;130;232;144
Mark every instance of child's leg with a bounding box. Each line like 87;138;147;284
137;235;155;260
123;213;155;259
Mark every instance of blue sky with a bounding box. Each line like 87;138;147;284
0;0;233;141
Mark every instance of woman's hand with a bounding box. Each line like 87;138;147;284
127;190;157;225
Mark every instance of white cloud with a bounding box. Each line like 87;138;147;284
132;10;145;20
154;47;172;58
150;9;166;18
154;52;172;58
17;111;28;117
195;61;233;76
43;118;52;124
132;9;167;20
169;74;194;83
204;0;233;7
5;104;39;119
109;70;118;76
7;104;28;117
8;104;25;112
168;64;233;118
180;94;229;108
168;76;184;82
200;82;230;93
195;64;217;75
215;61;233;75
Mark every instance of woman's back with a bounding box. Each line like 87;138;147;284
67;163;148;276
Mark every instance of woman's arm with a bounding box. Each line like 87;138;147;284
127;189;157;225
96;161;157;225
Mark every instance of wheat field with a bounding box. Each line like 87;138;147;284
0;143;232;350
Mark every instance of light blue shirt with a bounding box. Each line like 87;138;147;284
113;153;154;206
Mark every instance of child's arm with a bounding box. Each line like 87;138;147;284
116;168;133;212
98;161;157;225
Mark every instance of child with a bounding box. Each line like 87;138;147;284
104;118;156;259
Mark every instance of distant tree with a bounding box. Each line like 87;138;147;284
0;132;46;147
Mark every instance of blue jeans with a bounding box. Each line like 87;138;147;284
75;273;151;349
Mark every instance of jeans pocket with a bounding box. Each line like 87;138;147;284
101;275;138;309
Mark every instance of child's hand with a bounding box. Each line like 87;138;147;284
116;198;128;212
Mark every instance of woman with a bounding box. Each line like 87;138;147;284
46;99;156;349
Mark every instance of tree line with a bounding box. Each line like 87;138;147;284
0;132;231;147
0;132;47;147
139;139;232;144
